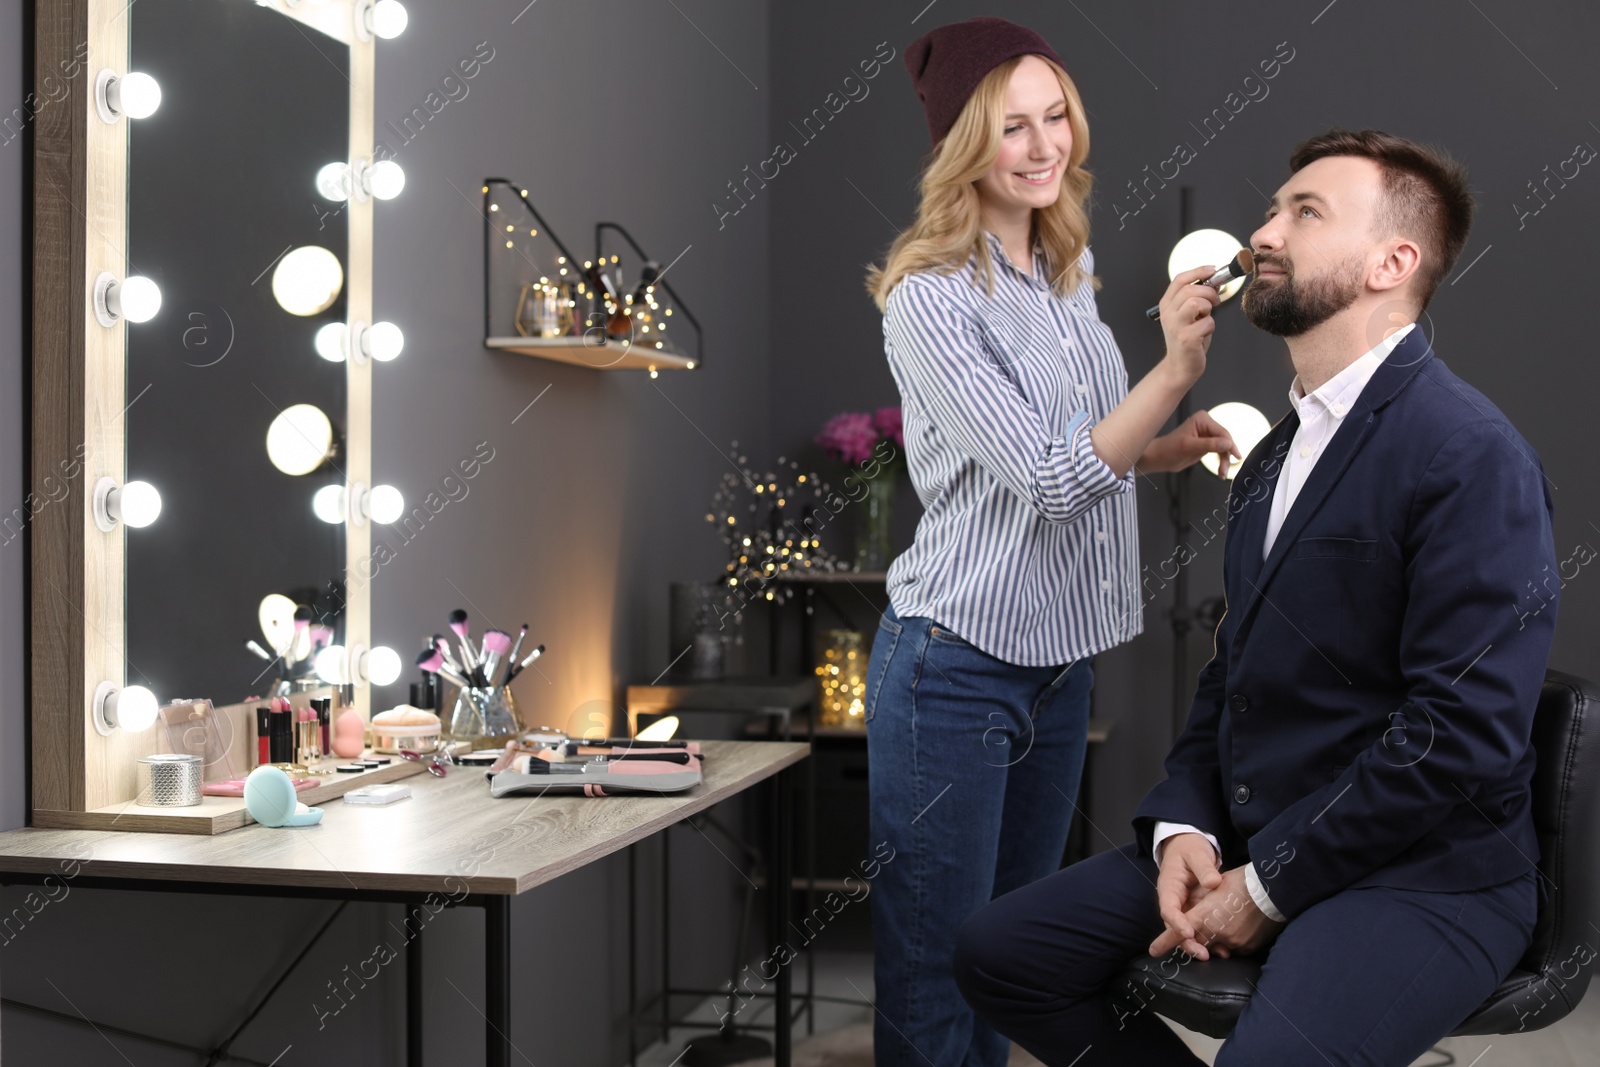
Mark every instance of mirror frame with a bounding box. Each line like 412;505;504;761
30;0;374;820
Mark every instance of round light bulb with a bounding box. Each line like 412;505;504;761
113;685;159;732
312;484;348;524
271;246;344;317
314;322;348;362
266;403;334;476
117;480;162;528
116;72;162;119
364;321;404;361
367;484;404;524
259;593;298;654
372;0;409;38
366;646;402;686
368;159;405;200
117;275;162;323
315;645;348;685
1168;229;1248;302
315;162;351;202
1202;402;1272;479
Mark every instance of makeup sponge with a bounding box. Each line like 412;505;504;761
332;709;366;758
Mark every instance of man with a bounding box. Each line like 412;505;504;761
952;128;1558;1066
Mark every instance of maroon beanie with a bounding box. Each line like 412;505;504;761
905;17;1065;145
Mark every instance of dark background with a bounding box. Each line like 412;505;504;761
1;1;1596;1064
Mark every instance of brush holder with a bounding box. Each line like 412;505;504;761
448;685;523;750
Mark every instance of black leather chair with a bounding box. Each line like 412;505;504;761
1119;669;1600;1041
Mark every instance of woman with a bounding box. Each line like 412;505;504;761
861;17;1237;1067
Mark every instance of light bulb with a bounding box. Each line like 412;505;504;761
259;593;298;654
116;72;162;119
366;646;402;686
636;715;680;742
271;246;344;316
315;645;349;685
116;480;162;527
314;322;348;362
312;484;348;524
368;159;405;200
118;276;162;323
1168;229;1248;302
362;321;404;361
266;404;335;476
94;683;159;735
371;0;408;38
316;162;351;202
1202;402;1272;480
367;484;404;524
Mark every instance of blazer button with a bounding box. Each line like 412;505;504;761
1230;694;1249;713
1234;784;1251;804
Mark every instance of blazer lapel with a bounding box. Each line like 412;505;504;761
1234;327;1437;627
1233;418;1295;592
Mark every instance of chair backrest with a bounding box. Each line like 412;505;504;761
1469;669;1600;1031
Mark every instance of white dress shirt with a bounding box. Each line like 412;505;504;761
1152;322;1417;925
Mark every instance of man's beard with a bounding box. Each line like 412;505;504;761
1241;254;1364;337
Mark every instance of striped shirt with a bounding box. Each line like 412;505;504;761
880;230;1142;667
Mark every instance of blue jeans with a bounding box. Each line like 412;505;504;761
865;602;1094;1067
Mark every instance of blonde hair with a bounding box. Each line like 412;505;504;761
866;55;1097;312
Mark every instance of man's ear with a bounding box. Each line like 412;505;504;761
1370;238;1422;295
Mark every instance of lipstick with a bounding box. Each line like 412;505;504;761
256;706;271;767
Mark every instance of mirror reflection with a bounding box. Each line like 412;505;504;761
125;0;350;704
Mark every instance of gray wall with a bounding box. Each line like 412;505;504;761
766;0;1600;847
4;0;1600;1064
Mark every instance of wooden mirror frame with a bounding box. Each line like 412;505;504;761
30;0;374;823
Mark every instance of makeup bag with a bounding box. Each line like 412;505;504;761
488;756;702;798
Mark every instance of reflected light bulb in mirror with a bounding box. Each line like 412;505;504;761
636;715;680;742
315;645;349;685
371;0;409;39
94;683;159;735
272;246;344;316
367;160;405;200
367;484;404;524
315;322;348;362
316;162;351;202
259;593;298;655
266;404;335;476
1168;229;1248;302
312;484;348;524
366;646;402;686
362;321;404;362
1202;402;1271;479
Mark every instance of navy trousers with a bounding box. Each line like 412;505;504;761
954;842;1537;1067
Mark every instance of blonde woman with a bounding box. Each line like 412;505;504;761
860;17;1236;1065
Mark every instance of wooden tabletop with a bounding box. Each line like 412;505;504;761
0;740;808;897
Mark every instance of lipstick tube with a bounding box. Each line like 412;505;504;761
256;706;271;767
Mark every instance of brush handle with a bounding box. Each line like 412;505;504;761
1145;256;1249;321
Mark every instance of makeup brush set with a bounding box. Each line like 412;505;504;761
484;735;705;798
415;609;546;747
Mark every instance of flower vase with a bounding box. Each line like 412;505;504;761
854;470;895;572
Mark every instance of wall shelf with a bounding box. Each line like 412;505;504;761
485;336;695;373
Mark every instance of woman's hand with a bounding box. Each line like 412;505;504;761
1137;410;1240;477
1157;266;1223;387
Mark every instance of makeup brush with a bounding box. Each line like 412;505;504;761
504;643;546;684
416;647;472;691
288;605;313;665
448;609;479;672
1145;248;1255;322
480;629;512;688
504;625;529;683
432;634;463;675
245;639;273;661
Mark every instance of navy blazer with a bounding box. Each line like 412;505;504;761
1133;326;1558;921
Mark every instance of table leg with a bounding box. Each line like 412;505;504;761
768;766;793;1067
407;901;424;1067
485;896;511;1067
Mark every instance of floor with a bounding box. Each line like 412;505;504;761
631;949;1600;1067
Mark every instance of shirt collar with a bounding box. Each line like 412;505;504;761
1288;321;1417;418
983;229;1046;287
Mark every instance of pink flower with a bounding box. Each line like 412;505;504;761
873;406;903;448
815;412;877;466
